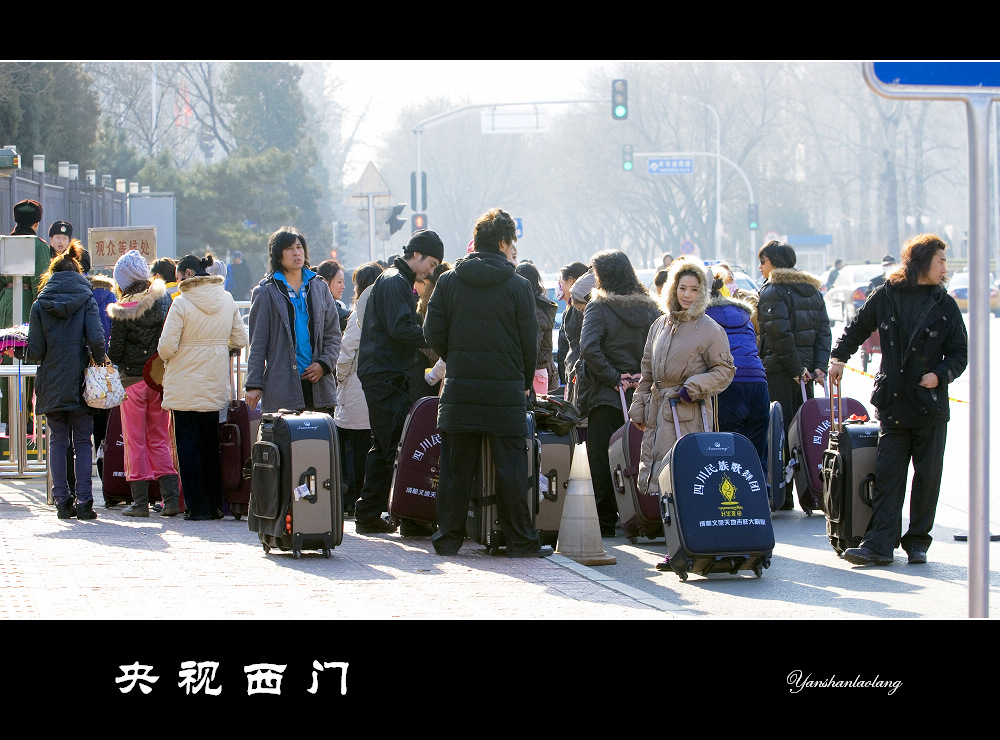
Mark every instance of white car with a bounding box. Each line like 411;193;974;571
824;263;885;324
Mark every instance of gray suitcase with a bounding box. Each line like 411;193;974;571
535;426;576;546
248;410;343;559
467;411;538;555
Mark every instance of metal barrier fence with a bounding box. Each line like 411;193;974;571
0;363;47;479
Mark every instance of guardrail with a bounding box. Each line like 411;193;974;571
0;362;47;479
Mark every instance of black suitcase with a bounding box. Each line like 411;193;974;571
822;383;879;556
247;410;343;559
467;411;539;555
766;401;785;512
657;399;775;581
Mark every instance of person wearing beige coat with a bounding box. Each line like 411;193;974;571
628;257;735;497
158;256;248;520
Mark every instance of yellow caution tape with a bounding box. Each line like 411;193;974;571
843;363;967;404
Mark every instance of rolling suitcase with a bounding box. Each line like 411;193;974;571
657;399;775;582
787;379;868;515
248;410;343;559
535;425;576;546
466;410;539;555
388;396;441;527
766;401;785;512
219;357;252;520
609;386;662;543
822;381;879;557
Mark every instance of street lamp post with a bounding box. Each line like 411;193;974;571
683;96;721;259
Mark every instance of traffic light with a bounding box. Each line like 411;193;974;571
412;213;427;231
748;203;759;230
612;79;628;120
387;204;406;235
622;144;633;172
336;221;349;245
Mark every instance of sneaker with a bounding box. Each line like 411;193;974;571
399;519;436;537
355;516;397;534
600;526;617;537
160;506;181;517
906;548;928;564
843;546;892;566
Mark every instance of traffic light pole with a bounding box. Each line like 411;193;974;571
413;97;611;224
633;149;756;268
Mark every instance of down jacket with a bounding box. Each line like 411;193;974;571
533;292;560;392
757;267;832;379
157;275;248;412
705;294;766;384
107;279;171;385
577;288;662;417
423;249;537;437
334;286;373;431
628;261;735;495
25;271;107;415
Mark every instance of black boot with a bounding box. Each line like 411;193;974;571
158;474;181;517
55;497;77;519
76;499;97;520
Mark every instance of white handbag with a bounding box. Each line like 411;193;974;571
83;360;127;409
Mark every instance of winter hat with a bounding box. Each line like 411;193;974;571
206;259;227;280
570;270;596;304
48;220;73;240
114;250;150;291
406;230;444;262
232;251;243;259
13;199;42;227
881;253;896;266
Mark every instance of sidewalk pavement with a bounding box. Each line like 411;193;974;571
0;471;690;621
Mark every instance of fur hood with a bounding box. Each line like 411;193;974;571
106;278;168;321
87;273;116;293
589;288;662;328
707;292;756;317
764;267;823;290
659;256;710;321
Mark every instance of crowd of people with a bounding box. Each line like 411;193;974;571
4;196;967;568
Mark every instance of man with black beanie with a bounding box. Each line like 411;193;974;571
1;199;52;329
423;208;551;557
354;229;443;534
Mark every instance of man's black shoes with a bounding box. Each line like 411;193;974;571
506;545;554;559
355;515;398;534
906;548;928;564
843;546;893;566
399;519;436;537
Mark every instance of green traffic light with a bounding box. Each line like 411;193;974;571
623;161;633;171
615;105;627;118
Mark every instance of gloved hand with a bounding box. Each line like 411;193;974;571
678;386;693;404
425;358;446;385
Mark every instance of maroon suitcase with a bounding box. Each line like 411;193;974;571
787;379;868;515
388;396;441;526
609;386;662;543
220;399;253;519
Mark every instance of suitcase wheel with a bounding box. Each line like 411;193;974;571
323;548;332;559
293;550;302;560
754;563;763;578
678;570;688;582
262;543;271;554
627;535;638;545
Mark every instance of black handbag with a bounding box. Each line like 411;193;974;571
532;395;583;436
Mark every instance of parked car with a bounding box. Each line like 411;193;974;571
947;271;1000;316
824;263;885;324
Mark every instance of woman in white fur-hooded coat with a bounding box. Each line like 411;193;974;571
628;256;735;496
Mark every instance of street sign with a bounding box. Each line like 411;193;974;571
679;240;696;255
648;158;693;175
869;62;1000;91
515;218;523;239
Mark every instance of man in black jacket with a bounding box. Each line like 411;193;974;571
354;230;442;533
423;208;551;557
828;234;967;566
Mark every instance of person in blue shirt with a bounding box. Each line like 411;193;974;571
245;227;341;416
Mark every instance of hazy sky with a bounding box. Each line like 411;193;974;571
335;59;613;181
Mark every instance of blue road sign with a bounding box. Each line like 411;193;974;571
871;62;1000;89
648;158;693;175
515;218;523;239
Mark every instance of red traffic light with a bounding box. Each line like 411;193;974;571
412;213;427;230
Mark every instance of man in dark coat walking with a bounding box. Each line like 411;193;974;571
423;208;551;557
353;230;443;533
829;234;967;566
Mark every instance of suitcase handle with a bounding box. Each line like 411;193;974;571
829;377;845;433
668;397;712;438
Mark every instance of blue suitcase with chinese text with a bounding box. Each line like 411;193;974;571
656;400;775;581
